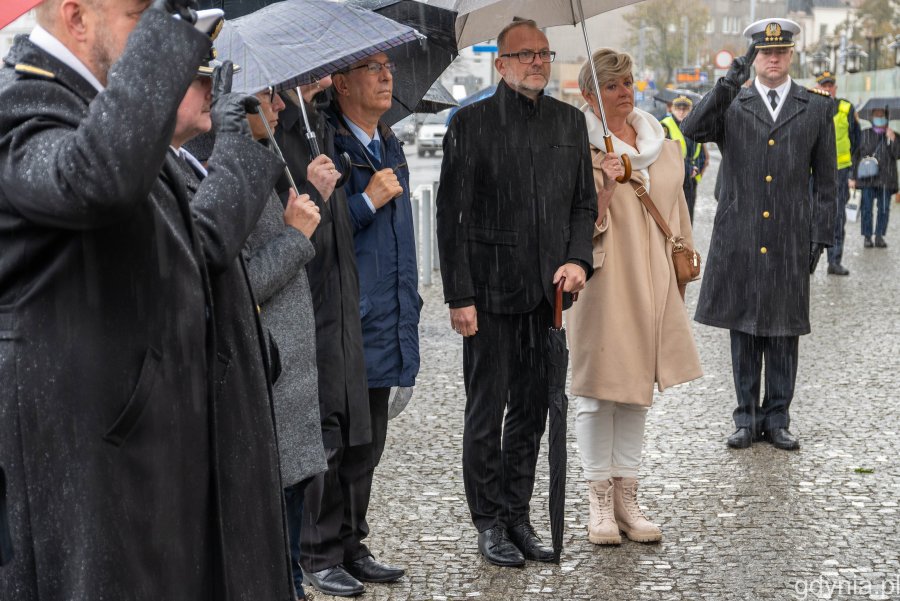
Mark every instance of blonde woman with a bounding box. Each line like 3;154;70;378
566;48;702;546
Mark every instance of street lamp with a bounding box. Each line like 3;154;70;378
808;51;829;76
824;35;841;72
889;34;900;67
861;17;883;71
845;44;866;74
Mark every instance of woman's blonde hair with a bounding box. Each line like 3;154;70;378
578;48;633;95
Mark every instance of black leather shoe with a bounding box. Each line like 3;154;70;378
345;555;405;583
827;263;850;276
875;235;888;248
769;428;800;450
508;522;556;562
303;565;364;597
864;236;874;248
727;427;753;449
477;527;525;567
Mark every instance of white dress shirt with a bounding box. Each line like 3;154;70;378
29;25;105;93
754;76;792;122
344;117;381;213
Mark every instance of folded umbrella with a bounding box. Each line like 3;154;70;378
215;0;424;94
546;278;571;563
348;0;459;126
857;97;900;122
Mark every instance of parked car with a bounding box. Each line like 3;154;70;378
416;111;449;157
391;114;417;144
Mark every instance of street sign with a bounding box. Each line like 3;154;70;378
676;67;702;83
715;50;734;69
472;45;498;53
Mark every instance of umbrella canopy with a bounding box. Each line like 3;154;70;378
546;279;571;562
215;0;424;94
653;88;702;106
0;0;41;31
347;0;460;126
857;97;900;122
416;80;459;114
425;0;645;49
447;84;495;120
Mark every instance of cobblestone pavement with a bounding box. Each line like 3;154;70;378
318;155;900;601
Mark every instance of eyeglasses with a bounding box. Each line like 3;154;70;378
499;49;556;64
344;61;397;75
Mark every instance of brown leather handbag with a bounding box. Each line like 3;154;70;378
629;181;701;299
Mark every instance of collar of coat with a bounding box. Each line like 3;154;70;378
4;35;99;104
495;78;545;116
327;99;397;144
736;80;812;129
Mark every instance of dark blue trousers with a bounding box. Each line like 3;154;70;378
860;186;892;237
729;331;799;433
827;168;851;265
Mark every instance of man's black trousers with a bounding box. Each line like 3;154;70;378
300;387;390;572
729;330;799;434
462;304;551;533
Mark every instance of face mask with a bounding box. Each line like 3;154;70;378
872;117;888;127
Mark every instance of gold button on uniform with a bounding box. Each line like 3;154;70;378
765;175;773;182
768;139;775;146
763;211;770;218
760;247;768;254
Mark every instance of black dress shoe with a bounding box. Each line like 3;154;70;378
303;565;364;597
827;263;850;276
864;236;874;248
875;235;888;248
769;428;800;450
508;522;556;562
345;555;405;583
727;427;752;449
477;527;525;567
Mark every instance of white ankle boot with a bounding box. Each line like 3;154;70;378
613;477;662;543
587;479;621;545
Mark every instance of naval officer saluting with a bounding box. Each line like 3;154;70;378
681;18;837;451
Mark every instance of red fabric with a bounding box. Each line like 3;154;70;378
1;0;42;31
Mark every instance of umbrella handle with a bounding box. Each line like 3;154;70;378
554;278;565;330
604;135;632;183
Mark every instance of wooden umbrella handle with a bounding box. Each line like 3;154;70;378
554;278;564;330
604;135;632;183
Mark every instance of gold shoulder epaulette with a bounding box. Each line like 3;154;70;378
807;87;830;97
15;64;56;80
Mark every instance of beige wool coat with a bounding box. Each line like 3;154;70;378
567;138;702;407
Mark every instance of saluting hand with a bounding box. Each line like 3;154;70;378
210;61;259;137
283;190;320;239
365;168;404;209
151;0;199;23
307;154;340;202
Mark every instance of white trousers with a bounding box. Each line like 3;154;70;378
574;396;649;481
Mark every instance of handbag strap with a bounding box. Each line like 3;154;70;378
628;181;677;242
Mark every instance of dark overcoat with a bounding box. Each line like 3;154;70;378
681;80;837;337
435;81;597;314
325;105;421;391
851;127;900;192
274;100;369;449
179;140;295;601
0;13;221;600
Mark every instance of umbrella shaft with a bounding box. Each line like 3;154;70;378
297;87;321;158
257;106;301;197
573;0;611;140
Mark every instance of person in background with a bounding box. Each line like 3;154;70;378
815;71;860;274
851;107;900;249
660;95;708;223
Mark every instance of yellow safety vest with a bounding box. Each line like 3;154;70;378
661;115;702;182
834;99;852;170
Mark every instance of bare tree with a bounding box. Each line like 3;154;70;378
627;0;710;86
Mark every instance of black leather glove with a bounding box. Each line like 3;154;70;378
151;0;199;24
725;43;757;88
210;61;259;137
809;242;824;274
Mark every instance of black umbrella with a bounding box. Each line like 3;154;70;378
653;88;702;106
547;278;571;563
347;0;459;126
857;97;900;122
417;81;458;114
0;467;13;566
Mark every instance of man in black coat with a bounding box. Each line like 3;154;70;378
171;61;298;600
681;18;836;452
0;1;222;599
435;19;596;568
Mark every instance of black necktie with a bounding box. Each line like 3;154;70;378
768;90;779;111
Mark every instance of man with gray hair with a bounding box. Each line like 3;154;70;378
436;19;596;567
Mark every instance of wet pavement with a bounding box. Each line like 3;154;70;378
321;150;900;601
